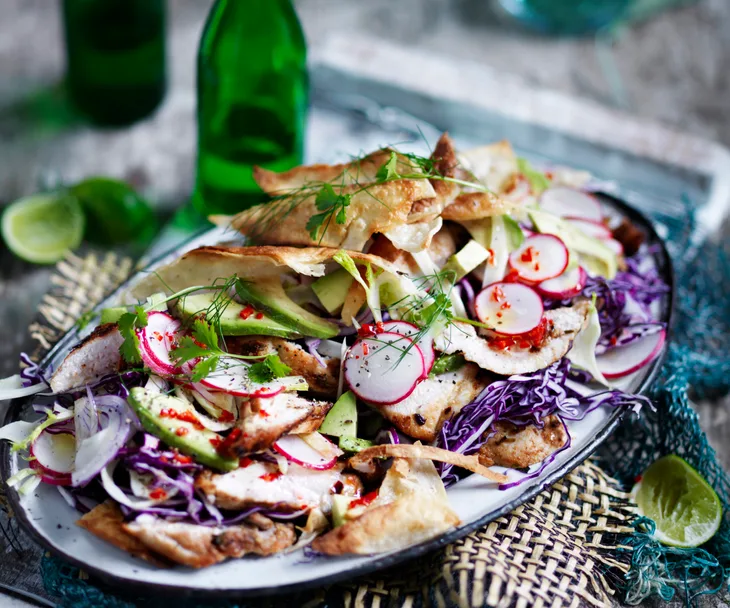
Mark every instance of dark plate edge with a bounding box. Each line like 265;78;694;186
0;193;675;600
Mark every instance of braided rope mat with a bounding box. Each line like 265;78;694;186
29;251;640;608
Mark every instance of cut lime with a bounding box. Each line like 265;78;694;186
70;177;158;246
2;194;84;264
633;455;722;548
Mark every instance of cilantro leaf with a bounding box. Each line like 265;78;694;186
190;356;219;383
375;151;400;182
191;317;219;351
117;312;142;364
430;353;465;376
248;354;291;384
170;335;211;365
516;158;551;194
75;310;98;331
314;183;339;210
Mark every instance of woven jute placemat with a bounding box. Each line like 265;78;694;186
26;251;639;608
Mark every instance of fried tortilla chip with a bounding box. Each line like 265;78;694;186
77;501;169;567
348;443;507;483
441;191;518;221
408;133;461;223
457;140;519;193
131;246;403;300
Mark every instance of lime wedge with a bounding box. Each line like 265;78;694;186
70;177;157;246
633;455;722;548
2;194;84;264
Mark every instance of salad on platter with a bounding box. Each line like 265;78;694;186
0;135;668;569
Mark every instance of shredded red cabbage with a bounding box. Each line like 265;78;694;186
19;352;48;388
437;359;651;488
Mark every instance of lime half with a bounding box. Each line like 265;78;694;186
2;194;84;264
633;455;722;548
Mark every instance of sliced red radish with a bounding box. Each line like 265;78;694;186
29;459;72;485
30;430;75;476
475;282;544;336
138;312;182;375
380;320;435;376
566;218;612;239
537;266;587;299
344;332;424;405
273;434;337;470
595;323;664;355
508;234;569;283
200;357;289;397
602;238;624;256
540;187;603;222
597;329;666;379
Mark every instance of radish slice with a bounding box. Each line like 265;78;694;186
566;218;612;239
138;312;182;375
540;187;603;222
602;238;624;256
344;332;424;405
273;434;337;470
475;283;544;336
537;266;587;299
380;320;435;376
29;459;72;486
200;357;287;398
597;329;666;379
508;234;569;282
30;430;75;475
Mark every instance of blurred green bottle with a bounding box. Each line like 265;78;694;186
62;0;166;126
193;0;309;217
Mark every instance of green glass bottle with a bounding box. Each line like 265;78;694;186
62;0;166;126
193;0;308;217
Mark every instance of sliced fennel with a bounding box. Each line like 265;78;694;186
567;296;609;386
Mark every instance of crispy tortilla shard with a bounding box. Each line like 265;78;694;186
349;444;508;484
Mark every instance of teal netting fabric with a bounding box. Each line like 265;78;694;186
38;199;730;607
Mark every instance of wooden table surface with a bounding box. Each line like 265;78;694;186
1;1;729;606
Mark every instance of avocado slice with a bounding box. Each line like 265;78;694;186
311;269;354;315
338;436;375;453
441;239;491;281
175;293;301;339
319;391;358;438
331;494;355;528
235;279;339;339
529;209;618;279
127;387;238;472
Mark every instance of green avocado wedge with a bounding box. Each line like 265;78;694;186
235;278;339;339
175;293;301;339
319;391;358;438
127;387;238;472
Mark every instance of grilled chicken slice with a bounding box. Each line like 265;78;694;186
377;363;489;441
478;415;567;469
77;501;169;567
196;460;341;512
228;336;339;396
434;302;591;376
122;513;295;568
230;392;332;454
50;323;123;393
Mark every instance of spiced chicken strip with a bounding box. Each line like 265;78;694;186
434;301;591;376
196;460;342;511
50;323;123;393
478;415;567;470
228;336;339;396
122;513;295;568
230;392;332;454
377;363;489;442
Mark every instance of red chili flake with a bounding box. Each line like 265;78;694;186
149;488;167;500
349;490;379;509
159;408;204;430
173;453;193;464
520;247;534;263
357;323;377;338
175;427;189;437
490;286;505;303
209;436;222;448
239;457;253;468
255;312;264;320
634;474;643;483
239;305;255;320
503;269;521;283
258;408;269;418
487;317;548;352
533;263;541;271
496;312;503;318
610;335;618;346
216;428;241;455
375;321;384;333
160;456;170;464
544;171;554;180
500;301;511;310
362;343;370;356
260;471;282;482
487;249;495;265
218;410;235;423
